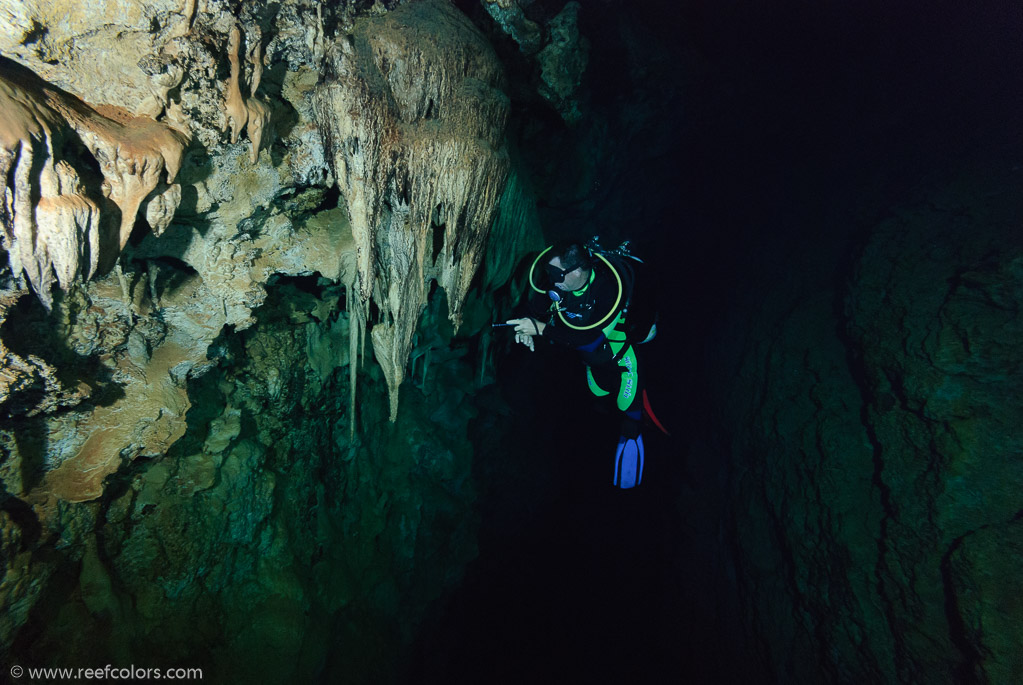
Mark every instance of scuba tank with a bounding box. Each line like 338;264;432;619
582;237;656;346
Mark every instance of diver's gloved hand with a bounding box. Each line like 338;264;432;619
506;317;544;352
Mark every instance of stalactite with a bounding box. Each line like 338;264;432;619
314;0;510;419
410;341;418;383
477;330;490;388
222;24;271;164
248;28;264;96
147;261;160;310
0;63;188;305
83;105;188;252
115;264;131;305
421;346;430;388
346;281;358;438
222;26;248;145
244;27;271;164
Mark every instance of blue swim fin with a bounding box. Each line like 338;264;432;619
613;432;644;489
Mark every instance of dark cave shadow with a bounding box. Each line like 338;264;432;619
1;288;125;492
265;61;301;147
403;335;754;684
0;489;42;549
120;254;202;306
6;417;52;495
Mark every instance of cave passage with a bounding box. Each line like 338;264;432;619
404;0;1023;682
407;333;742;684
3;0;1022;682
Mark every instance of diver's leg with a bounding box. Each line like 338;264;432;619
612;346;644;488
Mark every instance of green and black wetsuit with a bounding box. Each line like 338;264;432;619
528;250;642;414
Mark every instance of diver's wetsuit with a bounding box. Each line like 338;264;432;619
528;254;643;416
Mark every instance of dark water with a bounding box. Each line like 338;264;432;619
406;1;1023;682
407;328;753;684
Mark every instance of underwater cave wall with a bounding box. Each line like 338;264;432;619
7;277;486;682
0;0;536;680
713;161;1023;683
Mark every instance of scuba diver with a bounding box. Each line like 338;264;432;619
504;237;665;489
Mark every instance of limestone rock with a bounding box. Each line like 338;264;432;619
0;505;57;653
314;0;510;419
481;0;543;55
0;3;525;678
714;160;1023;682
481;0;589;124
0;0;189;114
536;2;589;125
0;290;89;416
221;24;272;164
948;519;1023;683
0;62;189;304
843;174;1023;681
222;25;250;146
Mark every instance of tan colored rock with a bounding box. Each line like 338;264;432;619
169;0;198;38
0;0;171;111
143;182;183;236
314;0;510;419
29;339;191;510
222;24;272;164
0;70;76;301
83;105;189;250
36;161;101;289
0;63;189;303
223;25;249;145
245;97;272;163
0;3;507;671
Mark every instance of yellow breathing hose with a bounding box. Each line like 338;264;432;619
528;247;623;331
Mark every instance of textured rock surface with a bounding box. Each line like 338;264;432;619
314;0;510;420
479;0;589;124
535;2;588;124
0;0;526;680
714;160;1023;683
481;0;542;55
0;61;189;305
10;281;483;682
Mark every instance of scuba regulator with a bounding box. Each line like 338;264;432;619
528;236;641;330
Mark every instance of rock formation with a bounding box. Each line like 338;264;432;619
535;2;588;124
0;1;521;680
481;0;543;55
222;24;272;164
314;0;510;420
0;61;189;305
481;0;588;124
712;159;1023;683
